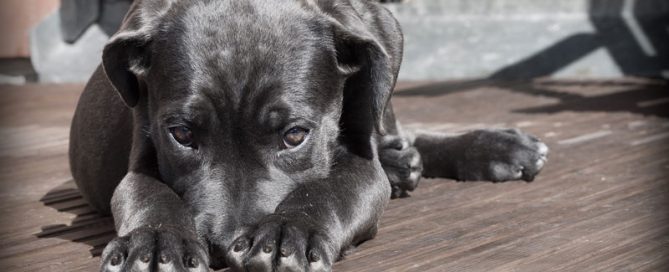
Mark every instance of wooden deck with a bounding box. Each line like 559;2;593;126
0;79;668;271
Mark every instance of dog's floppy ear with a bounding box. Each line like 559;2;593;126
103;33;150;108
332;19;394;136
325;5;396;158
102;1;157;108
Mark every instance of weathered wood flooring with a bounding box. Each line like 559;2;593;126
0;79;667;271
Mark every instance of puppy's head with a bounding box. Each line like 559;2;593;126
102;0;393;216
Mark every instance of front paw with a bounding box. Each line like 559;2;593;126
226;214;334;272
379;135;423;198
458;129;549;182
100;226;208;272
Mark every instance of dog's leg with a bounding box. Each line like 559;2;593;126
377;104;424;198
377;104;547;191
95;95;209;272
225;153;390;272
410;129;549;182
99;172;209;272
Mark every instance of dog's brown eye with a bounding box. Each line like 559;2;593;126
169;126;194;147
283;127;309;148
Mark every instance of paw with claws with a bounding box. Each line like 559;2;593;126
100;226;209;272
379;135;424;198
454;129;549;182
226;214;335;272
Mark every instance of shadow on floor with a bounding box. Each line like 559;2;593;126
395;79;669;119
35;180;115;257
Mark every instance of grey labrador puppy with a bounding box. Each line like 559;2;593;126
69;0;548;271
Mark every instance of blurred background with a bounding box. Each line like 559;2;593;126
1;0;667;84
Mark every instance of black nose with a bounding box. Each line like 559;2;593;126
208;243;228;270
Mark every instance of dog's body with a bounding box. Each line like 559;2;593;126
69;1;548;271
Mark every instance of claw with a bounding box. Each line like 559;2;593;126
263;243;274;253
109;254;122;266
233;239;249;252
159;254;170;264
185;256;199;268
280;247;293;257
140;254;151;263
226;217;334;272
308;250;321;263
524;174;536;182
101;228;207;272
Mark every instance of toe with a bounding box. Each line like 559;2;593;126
277;226;308;272
244;220;284;271
100;239;128;272
305;235;333;272
156;231;209;272
125;231;157;271
245;246;275;272
306;249;330;272
227;236;251;270
536;142;549;157
525;141;549;181
101;228;208;272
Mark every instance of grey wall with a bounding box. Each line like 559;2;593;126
387;0;669;80
28;0;669;83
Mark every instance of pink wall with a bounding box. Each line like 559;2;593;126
0;0;60;58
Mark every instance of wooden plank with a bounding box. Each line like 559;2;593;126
1;79;668;272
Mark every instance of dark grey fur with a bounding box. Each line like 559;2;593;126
69;1;548;271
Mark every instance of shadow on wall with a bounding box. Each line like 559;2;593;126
52;0;668;82
490;0;669;79
396;0;669;119
60;0;132;43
